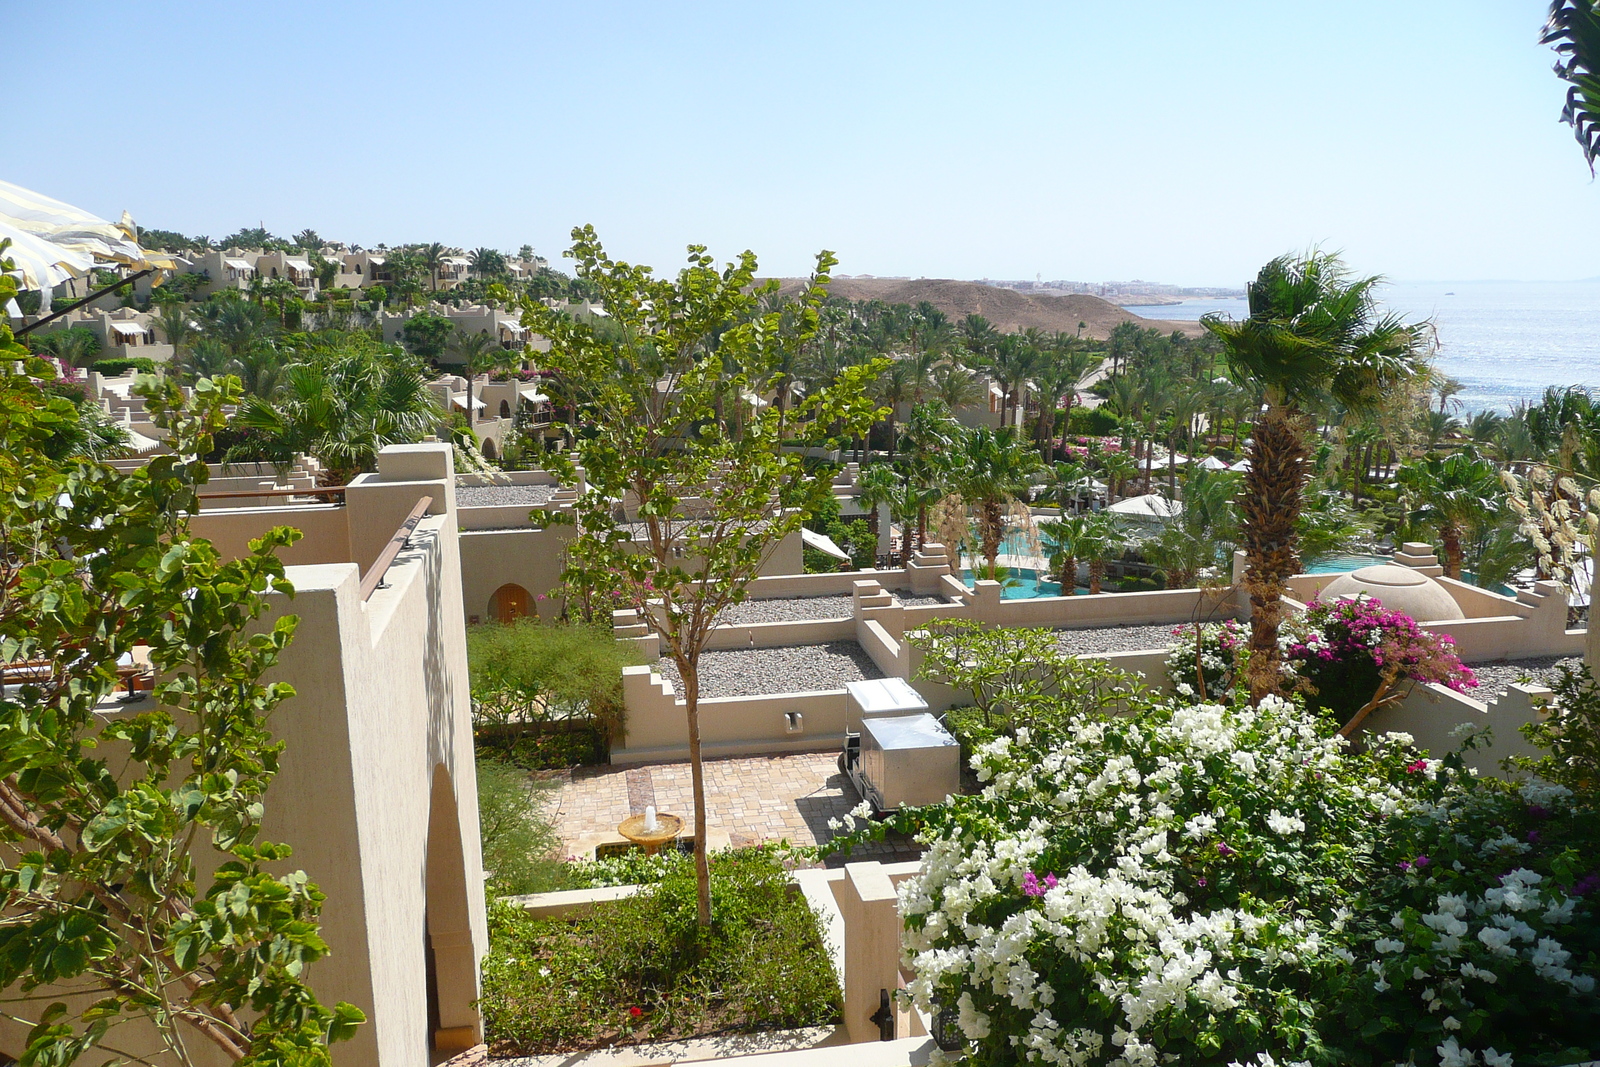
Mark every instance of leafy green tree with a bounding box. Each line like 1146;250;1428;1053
221;225;275;249
1202;252;1430;701
519;227;882;928
1397;448;1503;580
401;311;454;361
474;759;566;895
949;426;1043;571
0;286;363;1064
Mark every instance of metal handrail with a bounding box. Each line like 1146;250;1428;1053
198;486;347;502
359;498;432;601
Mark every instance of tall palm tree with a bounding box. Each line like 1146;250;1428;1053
872;357;926;459
856;464;902;554
1397;449;1502;580
421;242;448;291
949;426;1043;571
1041;514;1086;590
446;328;505;427
152;305;196;365
467;247;507;281
1202;252;1431;701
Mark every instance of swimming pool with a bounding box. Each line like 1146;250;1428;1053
961;567;1090;599
1303;553;1391;574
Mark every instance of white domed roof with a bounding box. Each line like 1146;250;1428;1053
1318;565;1465;622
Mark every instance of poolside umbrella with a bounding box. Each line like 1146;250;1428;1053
0;179;154;267
1196;455;1230;471
0;218;93;294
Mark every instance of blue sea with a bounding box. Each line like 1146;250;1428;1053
1124;280;1600;414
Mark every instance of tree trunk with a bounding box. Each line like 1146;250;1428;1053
1088;557;1104;594
980;500;1004;570
1239;402;1310;704
681;659;713;929
1441;522;1464;580
1059;554;1076;591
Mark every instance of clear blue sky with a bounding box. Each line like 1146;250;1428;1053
11;1;1598;285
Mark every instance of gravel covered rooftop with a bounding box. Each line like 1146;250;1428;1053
455;483;558;508
654;641;884;698
1053;624;1183;655
717;591;952;624
1465;656;1582;700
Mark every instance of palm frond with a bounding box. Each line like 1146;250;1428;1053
1543;0;1600;171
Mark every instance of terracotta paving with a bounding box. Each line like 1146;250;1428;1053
543;751;922;866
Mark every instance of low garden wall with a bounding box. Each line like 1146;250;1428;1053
612;666;849;763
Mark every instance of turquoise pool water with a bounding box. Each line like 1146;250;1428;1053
1304;553;1391;574
961;567;1090;599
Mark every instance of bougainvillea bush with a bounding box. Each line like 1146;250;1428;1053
1167;597;1475;730
1285;597;1476;730
827;695;1599;1066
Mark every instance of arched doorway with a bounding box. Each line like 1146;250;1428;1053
424;764;480;1055
488;583;531;622
498;399;511;420
481;437;499;461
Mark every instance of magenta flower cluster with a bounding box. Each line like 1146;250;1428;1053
1022;870;1058;897
1289;596;1478;693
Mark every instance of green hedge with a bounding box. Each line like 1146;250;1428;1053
1066;406;1120;435
88;357;158;377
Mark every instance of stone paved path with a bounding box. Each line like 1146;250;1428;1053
544;751;922;866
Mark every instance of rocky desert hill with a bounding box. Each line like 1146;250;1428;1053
771;276;1204;340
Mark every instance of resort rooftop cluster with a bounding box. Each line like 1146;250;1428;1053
6;15;1600;1059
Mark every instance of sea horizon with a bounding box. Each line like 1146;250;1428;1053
1124;279;1600;415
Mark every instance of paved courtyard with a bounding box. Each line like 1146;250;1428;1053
542;751;922;866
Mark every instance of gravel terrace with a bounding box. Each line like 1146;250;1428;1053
1466;656;1582;700
1053;623;1183;655
718;592;951;624
654;641;884;697
454;483;557;508
719;595;854;624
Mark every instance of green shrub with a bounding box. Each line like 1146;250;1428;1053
88;357;158;377
467;619;643;768
481;848;841;1055
476;758;569;895
1066;405;1120;435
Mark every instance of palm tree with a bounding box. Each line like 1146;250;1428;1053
1067;511;1127;594
421;242;448;291
1202;252;1431;701
1041;459;1091;510
856;464;902;555
1543;0;1600;171
1041;514;1086;590
949;426;1042;571
872;357;926;459
152;306;196;365
446;328;505;427
467;247;507;281
31;327;102;373
929;361;984;411
1098;450;1140;502
233;347;437;484
1140;469;1239;588
1397;449;1502;580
